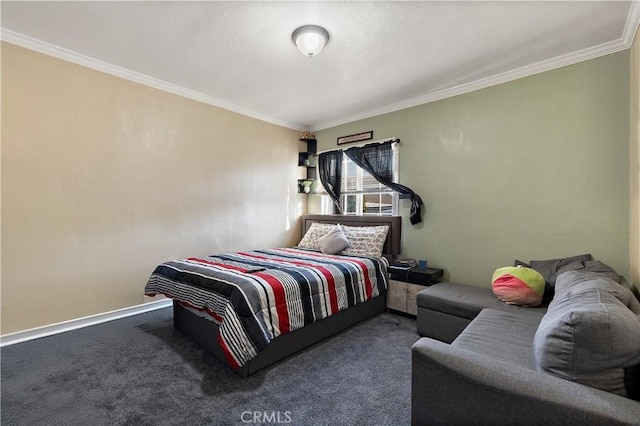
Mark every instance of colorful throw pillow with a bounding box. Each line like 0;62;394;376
492;266;545;307
298;222;337;250
317;224;350;255
341;225;389;258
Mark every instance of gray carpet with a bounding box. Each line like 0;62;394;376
1;308;419;426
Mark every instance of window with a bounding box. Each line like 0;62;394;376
320;146;399;216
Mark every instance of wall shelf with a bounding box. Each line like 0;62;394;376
298;138;317;193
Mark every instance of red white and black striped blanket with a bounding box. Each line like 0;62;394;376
144;247;388;369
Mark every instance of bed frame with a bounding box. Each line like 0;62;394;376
173;214;402;376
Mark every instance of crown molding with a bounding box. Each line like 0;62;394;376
313;2;640;131
2;1;638;135
0;28;305;131
313;39;634;131
623;0;640;47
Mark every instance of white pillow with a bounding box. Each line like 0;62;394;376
341;225;389;258
298;222;337;250
318;224;350;254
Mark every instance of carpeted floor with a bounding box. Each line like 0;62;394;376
1;308;420;426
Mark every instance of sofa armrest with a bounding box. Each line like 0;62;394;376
412;338;640;425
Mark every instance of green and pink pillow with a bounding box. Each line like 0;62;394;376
492;266;545;307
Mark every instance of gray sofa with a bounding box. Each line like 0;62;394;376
412;271;640;425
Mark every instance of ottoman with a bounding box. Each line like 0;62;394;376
416;282;546;343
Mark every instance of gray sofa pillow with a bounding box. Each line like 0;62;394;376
530;253;593;286
551;271;640;314
556;260;622;284
533;271;640;399
529;254;594;303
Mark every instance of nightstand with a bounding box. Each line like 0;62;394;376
387;266;443;316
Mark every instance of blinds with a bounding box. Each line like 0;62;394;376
316;139;398;195
342;157;394;194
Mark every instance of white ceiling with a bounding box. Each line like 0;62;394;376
1;1;638;131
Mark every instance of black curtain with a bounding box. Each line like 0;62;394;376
344;140;424;225
318;150;343;213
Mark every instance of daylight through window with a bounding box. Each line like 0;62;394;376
319;145;399;215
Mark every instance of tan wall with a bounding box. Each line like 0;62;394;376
631;27;640;293
1;43;303;334
313;52;630;288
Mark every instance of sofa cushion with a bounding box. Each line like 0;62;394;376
492;266;545;307
453;308;546;370
416;282;530;320
533;271;640;399
530;253;593;302
551;271;640;314
529;254;593;286
555;260;622;284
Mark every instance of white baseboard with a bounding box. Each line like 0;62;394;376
0;299;173;347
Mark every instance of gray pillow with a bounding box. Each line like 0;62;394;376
530;254;594;303
533;271;640;399
553;270;640;315
556;260;621;283
530;253;593;286
317;224;350;255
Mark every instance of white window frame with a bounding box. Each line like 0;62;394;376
320;143;399;216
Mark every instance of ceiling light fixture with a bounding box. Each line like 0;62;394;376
292;25;329;57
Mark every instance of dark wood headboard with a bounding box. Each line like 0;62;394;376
301;214;402;256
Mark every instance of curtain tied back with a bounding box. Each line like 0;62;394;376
344;140;424;225
317;139;424;224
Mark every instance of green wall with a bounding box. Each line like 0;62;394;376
311;51;630;288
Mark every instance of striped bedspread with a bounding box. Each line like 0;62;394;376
144;247;388;369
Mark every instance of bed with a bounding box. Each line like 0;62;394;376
145;214;402;376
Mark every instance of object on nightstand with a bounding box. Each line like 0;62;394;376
388;265;443;285
390;258;417;269
387;265;444;315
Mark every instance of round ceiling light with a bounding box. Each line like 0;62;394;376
292;25;329;57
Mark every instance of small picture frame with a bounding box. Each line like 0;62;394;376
337;131;373;145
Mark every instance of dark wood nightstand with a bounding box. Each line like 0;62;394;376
387;266;444;315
